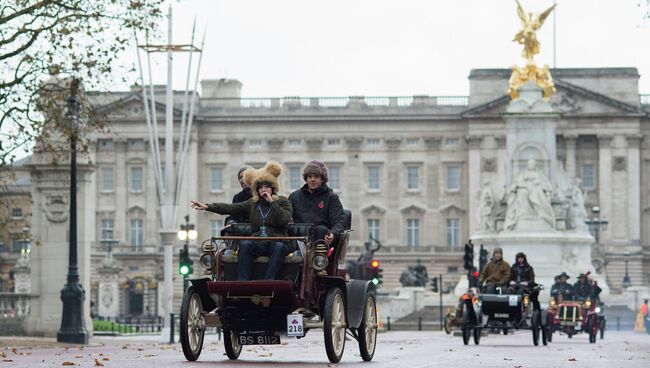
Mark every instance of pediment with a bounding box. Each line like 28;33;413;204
439;204;466;215
361;204;387;215
96;93;184;120
400;204;426;215
462;79;645;118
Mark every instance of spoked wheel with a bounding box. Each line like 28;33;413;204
599;317;605;339
531;310;540;346
587;317;597;344
324;287;346;363
444;314;454;335
461;326;471;345
358;292;377;361
546;314;553;342
180;286;205;361
473;327;481;345
223;329;242;360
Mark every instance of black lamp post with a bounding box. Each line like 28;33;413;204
585;206;608;243
57;78;89;344
622;250;631;289
177;215;197;292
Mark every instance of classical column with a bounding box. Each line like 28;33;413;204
466;135;483;233
564;134;578;178
626;134;642;244
597;134;613;243
344;137;363;246
385;137;402;246
424;136;442;245
115;138;127;244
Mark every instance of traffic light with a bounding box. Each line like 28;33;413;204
431;277;439;293
469;267;480;288
368;259;383;285
478;244;489;273
463;241;474;271
179;246;193;276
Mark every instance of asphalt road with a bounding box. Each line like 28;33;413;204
0;330;648;367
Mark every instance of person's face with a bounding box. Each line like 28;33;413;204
560;276;568;283
239;172;248;189
493;252;502;261
517;256;524;265
257;183;273;198
306;173;323;191
578;277;586;284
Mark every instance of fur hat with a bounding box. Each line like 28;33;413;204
242;161;282;202
493;247;503;255
302;160;328;183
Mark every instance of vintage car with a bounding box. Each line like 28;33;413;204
444;290;477;335
179;215;378;364
545;296;599;343
460;284;547;346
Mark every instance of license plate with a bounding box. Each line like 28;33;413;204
287;313;305;337
238;334;281;345
494;313;509;318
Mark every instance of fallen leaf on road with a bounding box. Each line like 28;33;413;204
102;358;110;361
0;352;5;358
62;362;76;366
94;359;104;367
504;358;512;361
137;348;144;351
11;348;17;354
144;354;157;357
74;355;83;358
258;353;272;357
2;359;13;362
568;358;577;361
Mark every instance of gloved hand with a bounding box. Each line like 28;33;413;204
521;281;528;286
509;281;515;286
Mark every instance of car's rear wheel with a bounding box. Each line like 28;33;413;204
223;329;242;360
546;314;553;342
473;327;481;345
324;287;346;363
599;317;605;339
444;314;454;335
587;317;597;344
180;286;205;361
531;310;540;346
462;326;470;345
358;292;377;361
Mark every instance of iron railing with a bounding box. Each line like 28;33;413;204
201;95;469;109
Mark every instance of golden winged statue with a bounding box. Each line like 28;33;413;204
513;0;556;65
509;0;557;100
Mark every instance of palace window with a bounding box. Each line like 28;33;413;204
131;167;143;193
407;166;420;190
446;165;460;191
101;219;114;240
130;219;144;247
289;166;302;190
101;167;114;193
582;163;595;189
211;167;223;191
446;218;460;247
368;166;380;190
210;219;224;237
406;219;420;247
367;219;380;243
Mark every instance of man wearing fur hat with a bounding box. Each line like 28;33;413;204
507;252;535;295
224;164;253;225
289;160;346;246
478;247;510;294
191;161;293;280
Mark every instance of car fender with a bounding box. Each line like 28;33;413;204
189;278;217;312
345;279;376;329
540;309;548;327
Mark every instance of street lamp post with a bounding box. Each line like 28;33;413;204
57;78;89;344
177;215;197;292
585;206;608;243
622;250;631;289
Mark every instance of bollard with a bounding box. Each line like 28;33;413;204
418;317;422;331
170;313;175;343
387;316;391;331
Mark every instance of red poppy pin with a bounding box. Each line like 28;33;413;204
318;201;324;209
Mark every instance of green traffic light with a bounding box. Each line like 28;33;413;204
371;278;379;285
179;265;190;275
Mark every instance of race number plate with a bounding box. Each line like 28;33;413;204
508;296;518;306
287;313;305;337
238;334;281;345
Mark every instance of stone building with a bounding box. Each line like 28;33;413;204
5;67;650;323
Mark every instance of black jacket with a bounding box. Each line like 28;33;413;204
510;262;535;285
551;282;574;299
288;184;346;234
573;281;593;300
225;188;253;224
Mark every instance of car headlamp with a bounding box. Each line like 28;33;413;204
595;307;601;313
584;299;591;309
549;297;556;307
311;254;329;271
200;254;216;269
523;295;529;306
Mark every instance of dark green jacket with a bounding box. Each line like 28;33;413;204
206;196;293;239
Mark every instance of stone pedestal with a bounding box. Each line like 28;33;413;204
472;231;609;302
97;266;121;318
13;255;31;294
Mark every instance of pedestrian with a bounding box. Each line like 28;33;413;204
642;299;650;335
224;164;253;225
191;161;293;280
289;160;346;246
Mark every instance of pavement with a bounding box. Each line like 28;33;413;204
0;330;648;367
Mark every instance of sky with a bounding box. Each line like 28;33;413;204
126;0;650;98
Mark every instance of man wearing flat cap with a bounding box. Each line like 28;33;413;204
479;247;511;294
289;160;346;246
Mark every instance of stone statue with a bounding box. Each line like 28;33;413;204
513;0;556;65
399;266;417;287
413;259;428;287
565;177;588;230
504;159;555;230
477;180;497;232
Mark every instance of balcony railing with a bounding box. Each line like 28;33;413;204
201;95;469;110
0;293;34;318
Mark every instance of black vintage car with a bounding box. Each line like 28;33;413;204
179;212;378;364
461;284;547;346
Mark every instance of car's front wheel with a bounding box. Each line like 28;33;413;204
357;292;377;361
531;310;540;346
223;329;242;360
180;286;205;361
324;287;346;363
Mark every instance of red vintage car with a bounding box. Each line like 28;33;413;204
179;216;378;364
545;296;599;343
